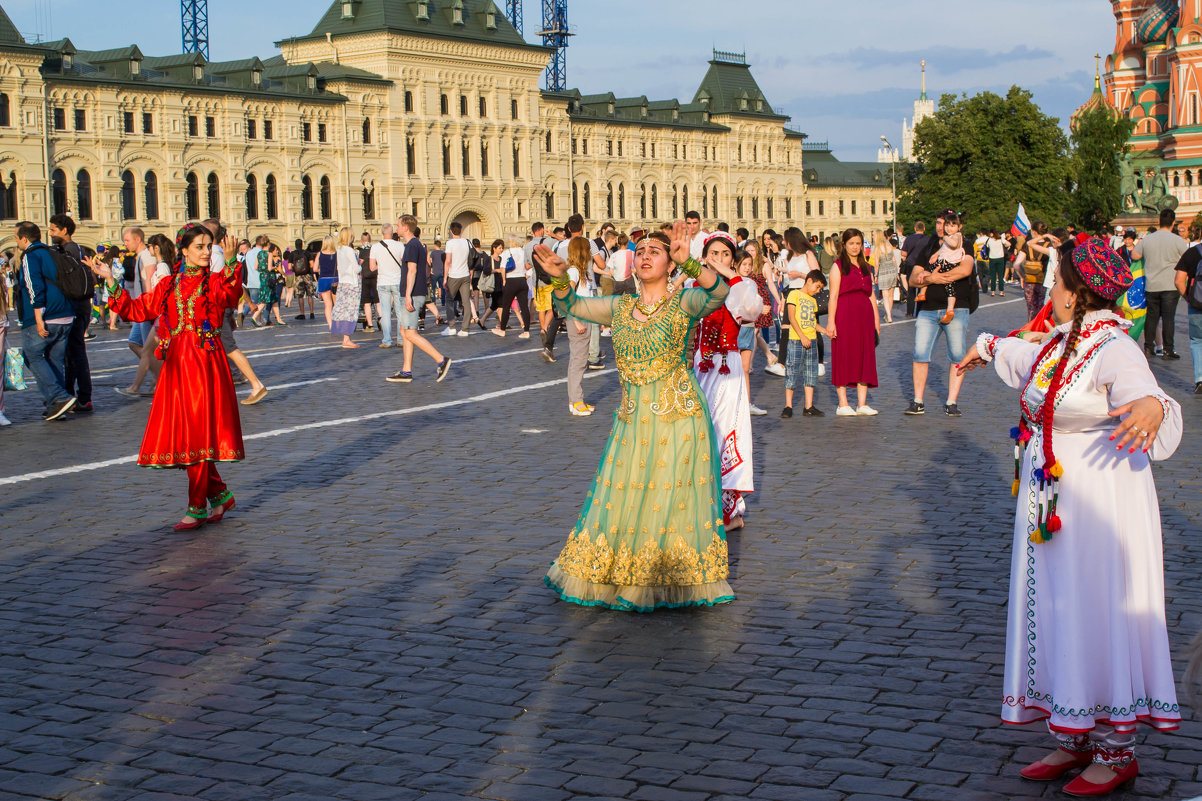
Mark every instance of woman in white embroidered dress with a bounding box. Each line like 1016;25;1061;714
959;238;1182;797
688;232;763;531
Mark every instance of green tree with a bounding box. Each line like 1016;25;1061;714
1069;105;1134;231
897;86;1072;233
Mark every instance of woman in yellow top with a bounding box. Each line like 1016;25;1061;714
533;223;734;612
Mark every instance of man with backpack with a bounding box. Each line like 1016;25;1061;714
1173;239;1202;394
14;221;78;420
48;214;93;413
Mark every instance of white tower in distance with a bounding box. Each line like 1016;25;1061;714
880;60;936;163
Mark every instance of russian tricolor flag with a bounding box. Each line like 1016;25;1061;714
1010;204;1031;238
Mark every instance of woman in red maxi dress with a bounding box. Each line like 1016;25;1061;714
826;228;880;415
90;226;244;530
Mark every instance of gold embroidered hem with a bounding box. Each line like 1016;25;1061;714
545;562;734;613
139;447;246;468
555;530;730;586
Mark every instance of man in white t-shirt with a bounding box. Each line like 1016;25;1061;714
686;211;708;261
441;221;475;337
121;226;158;358
370;223;406;347
243;239;265;326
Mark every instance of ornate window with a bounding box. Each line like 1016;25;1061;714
245;174;258;220
265;174;278;219
362;119;371;145
51;169;67;216
206;172;220;218
301;175;313;220
319;175;332;220
76;169;92;220
121;170;136;220
144;170;158;220
363;179;375;219
185;172;199;218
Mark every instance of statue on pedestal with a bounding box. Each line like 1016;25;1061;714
1138;167;1179;214
1119;159;1139;212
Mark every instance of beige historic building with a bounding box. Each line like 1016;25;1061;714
0;0;890;252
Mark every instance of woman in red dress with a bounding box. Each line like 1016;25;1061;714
826;228;881;416
90;226;245;530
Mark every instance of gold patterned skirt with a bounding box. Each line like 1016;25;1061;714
544;374;734;612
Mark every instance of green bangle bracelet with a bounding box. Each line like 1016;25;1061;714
678;258;702;279
550;275;570;291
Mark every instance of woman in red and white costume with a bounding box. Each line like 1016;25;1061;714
688;232;763;531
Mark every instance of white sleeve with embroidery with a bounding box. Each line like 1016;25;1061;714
1094;334;1183;461
725;280;763;326
982;333;1045;390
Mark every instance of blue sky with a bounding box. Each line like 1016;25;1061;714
6;0;1115;162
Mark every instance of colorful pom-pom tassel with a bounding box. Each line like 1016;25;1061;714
1033;468;1045;482
699;357;713;373
1019;431;1032;444
1011;479;1020;496
1010;426;1022;440
1030;530;1044;545
1047;515;1062;533
1049;461;1064;479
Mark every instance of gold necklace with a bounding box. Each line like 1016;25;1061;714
634;283;677;317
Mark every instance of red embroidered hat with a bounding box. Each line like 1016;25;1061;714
701;231;737;257
1069;237;1133;301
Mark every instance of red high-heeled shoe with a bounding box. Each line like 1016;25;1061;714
1062;760;1139;797
1019;748;1093;781
208;497;236;524
173;518;206;532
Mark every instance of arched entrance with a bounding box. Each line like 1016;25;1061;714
451;210;483;243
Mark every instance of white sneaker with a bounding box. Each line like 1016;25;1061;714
0;412;10;426
518;331;531;339
764;362;786;377
818;363;826;377
490;328;506;337
856;405;879;416
749;404;768;416
440;327;456;337
835;406;857;416
457;330;470;338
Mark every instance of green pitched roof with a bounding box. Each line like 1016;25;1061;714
0;4;24;45
282;0;543;51
802;146;889;188
691;53;786;120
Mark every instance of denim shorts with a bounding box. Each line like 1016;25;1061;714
913;309;969;364
784;338;818;390
398;294;425;330
128;319;154;346
737;325;756;351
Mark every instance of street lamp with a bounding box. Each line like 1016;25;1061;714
881;135;897;235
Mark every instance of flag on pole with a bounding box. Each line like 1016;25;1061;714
1118;256;1147;341
1009;204;1031;238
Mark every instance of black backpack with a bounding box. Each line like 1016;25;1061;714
47;245;92;301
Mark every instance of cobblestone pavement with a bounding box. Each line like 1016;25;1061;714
0;294;1199;801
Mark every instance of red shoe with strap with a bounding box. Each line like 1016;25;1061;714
1062;760;1139;797
173;518;206;532
208;497;236;524
1019;748;1092;781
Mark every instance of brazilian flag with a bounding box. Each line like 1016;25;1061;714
1118;257;1146;341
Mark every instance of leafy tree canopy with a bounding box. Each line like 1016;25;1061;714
1070;104;1135;231
898;86;1072;234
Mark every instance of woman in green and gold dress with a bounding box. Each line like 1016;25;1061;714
534;224;734;612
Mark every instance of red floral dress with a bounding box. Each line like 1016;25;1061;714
109;265;245;468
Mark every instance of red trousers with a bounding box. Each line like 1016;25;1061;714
186;462;231;519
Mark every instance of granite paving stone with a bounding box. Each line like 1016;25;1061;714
0;302;1199;799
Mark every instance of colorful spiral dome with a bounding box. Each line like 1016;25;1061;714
1137;0;1180;46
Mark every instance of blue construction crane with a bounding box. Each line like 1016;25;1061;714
181;0;209;60
537;0;571;92
505;0;522;37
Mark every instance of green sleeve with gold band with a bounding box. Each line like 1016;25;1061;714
549;274;571;292
107;280;123;297
678;257;702;279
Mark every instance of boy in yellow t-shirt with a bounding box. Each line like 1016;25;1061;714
782;270;829;418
